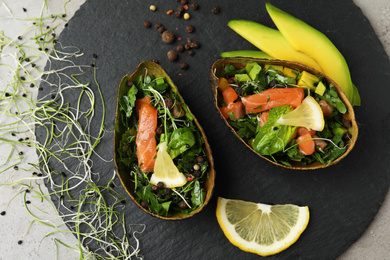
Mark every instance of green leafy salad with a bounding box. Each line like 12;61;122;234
216;61;356;168
115;71;211;217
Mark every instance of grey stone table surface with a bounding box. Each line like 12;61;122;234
0;0;389;259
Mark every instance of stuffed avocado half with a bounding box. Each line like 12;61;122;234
209;58;358;170
114;61;215;220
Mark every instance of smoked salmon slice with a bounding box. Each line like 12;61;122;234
220;101;244;120
241;87;304;114
135;96;152;115
136;102;157;172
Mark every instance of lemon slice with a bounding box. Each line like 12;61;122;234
216;197;310;257
275;95;324;131
150;142;187;188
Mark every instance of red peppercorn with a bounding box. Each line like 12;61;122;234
187;174;194;181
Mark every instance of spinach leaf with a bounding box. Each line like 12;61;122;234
118;128;137;168
168;127;196;159
253;105;297;155
320;84;347;113
191;181;205;207
229;116;258;140
119;84;138;118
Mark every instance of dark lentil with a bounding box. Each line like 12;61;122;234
188;50;195;56
143;20;151;28
190;3;199;10
180;62;188;70
167;50;178;61
162;30;175;44
185;25;194;33
164;98;174;109
157;26;165;34
211;6;220;14
176;44;184;52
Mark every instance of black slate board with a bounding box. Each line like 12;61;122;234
37;0;390;259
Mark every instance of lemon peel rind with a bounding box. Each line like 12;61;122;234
216;197;310;257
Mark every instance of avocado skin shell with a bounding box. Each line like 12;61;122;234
209;57;358;170
114;61;215;220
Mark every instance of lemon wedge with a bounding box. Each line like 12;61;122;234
216;197;309;257
275;95;324;131
150;142;187;188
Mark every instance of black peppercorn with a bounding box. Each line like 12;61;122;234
167;50;178;61
235;87;243;96
176;44;184;53
1;211;6;216
178;6;184;12
180;62;188;70
184;43;191;50
158;26;165;34
127;80;134;87
162;30;175;44
190;3;199;10
185;25;194;33
156;126;163;135
156;193;163;199
174;11;183;18
211;6;220;14
193;170;200;177
197;155;204;163
19;151;23;155
163;188;171;195
180;0;187;5
228;78;235;84
93;53;98;58
140;201;148;208
179;201;188;209
152;59;159;64
189;41;200;49
188;50;195;56
143;20;151;28
164;98;174;109
32;63;36;67
273;127;279;131
30;83;35;88
155;22;162;29
157;182;165;189
268;80;278;88
18;240;23;245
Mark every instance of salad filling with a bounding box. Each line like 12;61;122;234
115;72;210;217
216;62;354;167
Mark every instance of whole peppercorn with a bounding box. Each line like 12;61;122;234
184;43;191;50
149;5;157;12
163;188;171;195
189;41;200;49
156;193;163;199
180;0;187;5
174;11;183;18
185;25;194;33
180;62;188;70
164;98;174;109
143;20;151;28
162;30;175;44
158;26;165;34
167;50;178;61
179;200;188;209
177;6;184;12
183;13;190;20
190;3;199;10
140;201;149;208
127;80;134;87
155;22;162;29
193;164;200;171
157;181;165;189
211;6;220;14
188;50;195;56
156;126;163;135
187;174;195;181
193;170;200;177
152;185;158;191
152;59;159;64
197;155;205;163
235;87;243;96
228;78;235;84
176;44;184;53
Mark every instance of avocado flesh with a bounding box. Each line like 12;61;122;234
265;2;356;105
228;20;322;72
